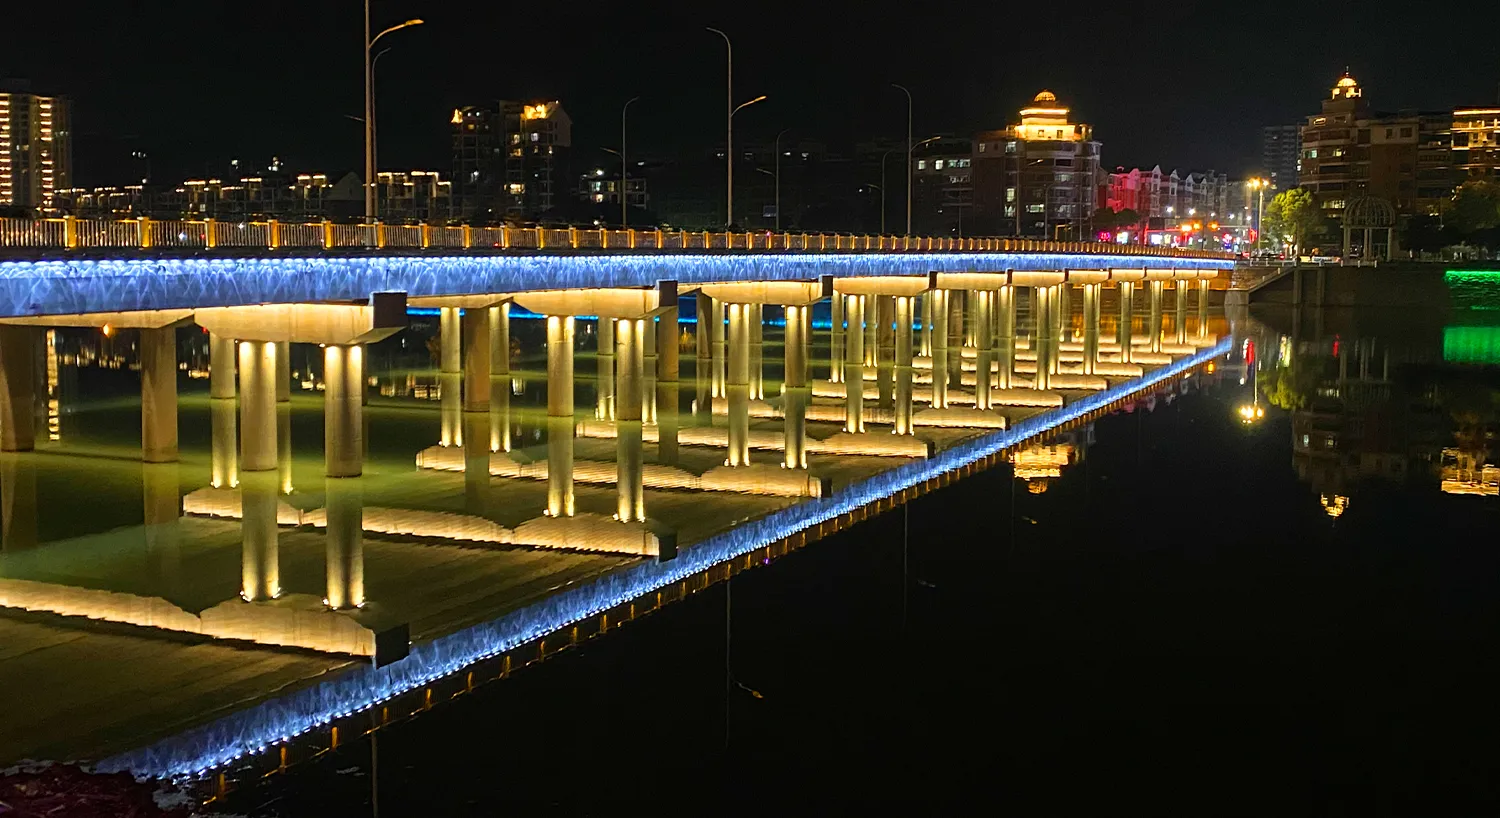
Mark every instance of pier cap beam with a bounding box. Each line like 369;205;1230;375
833;272;936;297
1144;268;1179;282
195;293;407;345
1110;268;1147;283
513;281;677;320
406;294;511;310
0;310;194;329
694;277;831;305
1067;269;1111;285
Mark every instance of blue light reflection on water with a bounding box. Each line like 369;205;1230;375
0;252;1228;319
98;337;1232;779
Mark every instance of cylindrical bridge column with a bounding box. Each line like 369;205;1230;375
140;326;178;463
843;294;866;433
919;292;933;357
694;292;712;424
995;286;1015;390
1082;283;1101;376
1149;279;1165;353
324;344;363;478
783;304;810;466
1118;282;1135;364
748;305;764;400
462;308;491;412
0;327;37;453
876;295;895;409
1057;284;1073;341
238;340;277;472
656;306;680;464
1033;287;1053;391
893;295;915;435
973;290;994;410
1174;280;1189;345
830;294;845;384
490;304;512;453
546;316;575;518
947;292;965;388
440;306;460;374
1197;279;1210;339
929;289;950;409
596;317;616;421
616;318;646;522
726;304;752;466
710;297;726;399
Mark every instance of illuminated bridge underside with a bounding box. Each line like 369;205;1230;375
98;337;1230;780
0;252;1229;319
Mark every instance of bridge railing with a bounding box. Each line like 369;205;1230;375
0;216;1234;260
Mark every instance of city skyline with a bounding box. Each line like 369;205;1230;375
8;0;1500;187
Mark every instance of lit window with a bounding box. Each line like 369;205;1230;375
935;159;944;170
531;133;540;142
1006;187;1015;202
1004;205;1015;216
978;143;987;153
1005;142;1017;154
1026;204;1044;213
917;160;927;170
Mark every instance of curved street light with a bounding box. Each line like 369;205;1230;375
892;84;913;236
621;96;641;228
364;7;423;220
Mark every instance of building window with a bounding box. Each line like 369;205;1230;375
1306;149;1318;158
917;160;927;170
1026;204;1044;213
1005;142;1017;154
934;160;944;170
1400;127;1413;138
1005;187;1015;202
978;143;986;153
1004;205;1015;216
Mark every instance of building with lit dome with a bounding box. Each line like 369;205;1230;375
1299;72;1453;223
965;90;1103;239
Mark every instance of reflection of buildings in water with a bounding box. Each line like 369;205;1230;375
1440;447;1499;496
1010;425;1093;493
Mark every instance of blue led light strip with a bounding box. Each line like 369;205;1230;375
0;252;1229;320
98;337;1231;779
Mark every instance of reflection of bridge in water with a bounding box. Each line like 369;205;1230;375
0;233;1230;786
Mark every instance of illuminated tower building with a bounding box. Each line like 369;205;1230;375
0;84;72;212
971;90;1102;239
450;100;572;222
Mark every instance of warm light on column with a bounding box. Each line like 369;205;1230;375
783;305;810;467
615;318;646;522
238;340;277;472
726;303;752;466
546;315;576;518
893;296;915;435
844;294;866;433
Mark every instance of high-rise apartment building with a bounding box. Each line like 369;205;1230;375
0;85;72;211
1260;124;1300;189
450;100;572;222
1451;107;1500;181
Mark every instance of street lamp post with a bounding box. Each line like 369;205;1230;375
770;128;790;231
621;96;641;227
706;29;764;228
865;183;885;233
1249;177;1269;252
907;136;941;236
363;4;422;222
892;84;913;236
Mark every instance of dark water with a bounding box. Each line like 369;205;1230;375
230;308;1500;814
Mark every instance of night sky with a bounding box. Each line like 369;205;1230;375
8;0;1500;186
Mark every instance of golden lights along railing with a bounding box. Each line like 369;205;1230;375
0;216;1233;259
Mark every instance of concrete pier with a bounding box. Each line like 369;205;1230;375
462;308;491;412
656;306;680;465
843;294;866;433
726;303;752;465
929;290;949;409
1081;283;1101;376
238;341;277;473
830;294;845;384
546;315;575;518
995;286;1015;390
1174;280;1189;345
893;295;915;435
139;327;177;463
973;291;994;410
324;344;363;478
1149;280;1165;353
749;304;764;400
1033;287;1054;391
1118;281;1135;365
783;304;810;466
616;318;646;521
0;326;36;452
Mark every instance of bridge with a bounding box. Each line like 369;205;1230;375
0;214;1233;786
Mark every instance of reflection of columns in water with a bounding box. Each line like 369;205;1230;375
748;304;764;400
1148;280;1164;353
920;292;933;357
463;410;491;513
1196;279;1210;339
783;304;810;466
139;326;178;463
238;341;278;473
439;370;463;448
142;462;181;591
1174;280;1189;345
829;294;845;384
1081;283;1101;376
546;316;575;517
995;286;1015;390
929;289;950;409
973;290;994;410
1033;287;1054;391
595;317;616;420
876;295;895;409
710;297;726;399
615;318;646;521
325;345;364;478
241;471;280;601
0;453;37;552
893;296;915;435
463;308;492;412
0;326;37;452
1117;282;1135;364
655;306;680;464
843;294;866;433
725;303;752;466
325;476;364;610
490;304;511;452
